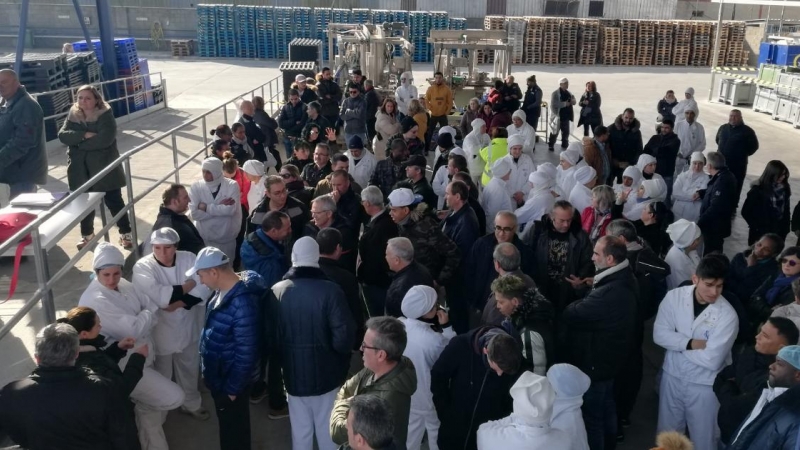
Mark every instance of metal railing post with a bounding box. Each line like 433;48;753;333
223;104;229;124
162;78;169;109
202;116;208;157
31;229;55;324
172;133;180;184
261;85;265;98
123;159;140;260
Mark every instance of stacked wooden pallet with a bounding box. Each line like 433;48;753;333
524;17;546;64
619;20;638;66
542;18;561;65
636;20;655;65
170;39;195;57
560;18;579;64
599;19;620;65
654;21;674;66
712;22;729;67
672;21;692;66
507;17;527;64
579;19;600;65
725;21;746;66
478;15;506;64
690;21;713;66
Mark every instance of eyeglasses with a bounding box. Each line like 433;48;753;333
350;90;359;94
781;258;798;267
360;342;381;352
310;129;319;134
311;210;330;216
494;226;514;233
280;173;292;179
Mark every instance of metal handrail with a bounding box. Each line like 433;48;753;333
0;74;285;341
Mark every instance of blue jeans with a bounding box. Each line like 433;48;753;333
9;182;37;199
583;379;617;450
283;137;294;159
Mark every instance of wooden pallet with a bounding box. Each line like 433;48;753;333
170;39;195;57
524;16;546;63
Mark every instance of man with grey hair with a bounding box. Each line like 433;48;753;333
548;77;576;151
481;242;538;326
331;316;417;449
698;151;738;254
0;323;130;449
306;194;358;272
385;237;434;317
359;185;400;316
0;69;47;198
344;395;396;450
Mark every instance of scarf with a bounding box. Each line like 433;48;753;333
772;183;786;219
766;273;799;306
589;208;611;241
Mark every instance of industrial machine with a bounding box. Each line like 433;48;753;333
327;22;413;94
427;29;513;106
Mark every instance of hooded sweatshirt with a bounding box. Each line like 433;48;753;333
425;82;454;117
547;364;591;450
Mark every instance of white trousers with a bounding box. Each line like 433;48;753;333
657;371;720;450
153;344;202;412
205;238;237;262
288;387;339;450
406;408;440;450
131;367;186;450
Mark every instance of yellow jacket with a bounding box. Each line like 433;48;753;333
480;137;508;186
412;112;429;144
425;84;454;117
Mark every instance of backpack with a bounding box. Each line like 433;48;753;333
0;212;38;300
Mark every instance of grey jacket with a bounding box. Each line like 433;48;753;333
0;86;47;185
549;88;576;117
340;95;367;135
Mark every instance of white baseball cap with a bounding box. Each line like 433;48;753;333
185;247;230;276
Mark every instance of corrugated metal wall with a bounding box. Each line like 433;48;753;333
602;0;678;19
486;0;507;16
375;0;402;10
507;0;544;17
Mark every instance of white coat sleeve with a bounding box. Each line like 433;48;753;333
132;262;174;309
683;309;738;371
671;174;694;202
433;166;449;198
653;291;691;351
206;184;240;216
188;183;211;221
89;296;155;342
696;123;707;153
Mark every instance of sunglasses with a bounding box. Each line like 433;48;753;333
782;259;798;267
280;173;291;179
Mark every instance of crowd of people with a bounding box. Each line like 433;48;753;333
1;65;800;450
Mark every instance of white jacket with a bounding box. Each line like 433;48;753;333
247;175;267;215
432;165;449;210
503;154;536;200
654;286;738;386
557;166;577;200
346;150;377;189
79;278;157;366
664;246;701;290
188;178;242;245
568;184;593;215
478;415;571;450
674;120;706;160
132;252;212;355
515;190;556;230
482;177;515;230
463;130;490;178
671;170;708;222
399;318;455;412
671;98;699;123
395;76;418;115
507;122;536;156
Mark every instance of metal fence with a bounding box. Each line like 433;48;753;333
0;73;286;342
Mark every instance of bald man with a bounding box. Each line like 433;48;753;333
0;69;47;198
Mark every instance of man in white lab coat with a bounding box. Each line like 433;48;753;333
189;157;242;260
482;158;515;231
345;136;377;189
133;227;213;422
503;134;536;208
400;285;456;450
654;255;739;450
673;107;706;176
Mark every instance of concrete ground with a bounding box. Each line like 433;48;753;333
1;52;798;450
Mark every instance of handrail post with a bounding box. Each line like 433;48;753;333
123;159;140;260
162;78;169;109
223;104;229;124
202;116;209;157
171;133;180;184
31;228;55;324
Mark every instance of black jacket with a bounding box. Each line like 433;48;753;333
286;179;313;208
304;214;359;273
398;203;461;286
608;115;643;166
577;91;603;127
502;289;556;374
385;261;435;317
561;262;638;381
698;167;739;239
269;266;355;397
728;251;778;303
319;257;365;351
714;346;775;445
152;206;205;255
431;327;518;450
727;384;800;450
0;366;131;450
278;101;308;138
441;204;480;258
317;79;343;118
365;88;381;121
306;114;332;133
298;87;318;105
748;272;798;329
627;242;670;321
742;184;791;244
657;99;677;123
239;114;267;162
466;234;535;309
253;108;279;150
302;162;333;188
716;123;759;175
358;209;399;288
633;219;671;257
335;187;366;232
286;156;311;173
522;215;594;312
397;177;438;212
643;132;681;178
522;85;543;124
247;195;310;242
468;197;487;236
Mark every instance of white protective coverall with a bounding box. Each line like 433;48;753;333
79;244;184;450
557;149;581;198
653;285;738;450
547;364;591;450
515;172;557;231
671;88;699;124
395;71;418;116
432;148;466;210
502;137;536;202
673;117;706;175
132;250;212;414
481;158;515;230
671;153;708;222
189;158;242;260
242;160;267;215
664;219;702;289
477;372;570;450
399;286;456;450
346;148;377;189
506;109;536;156
568;166;597;214
463;119;491;187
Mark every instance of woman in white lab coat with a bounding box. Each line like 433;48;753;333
621;178;668;222
664;219;703;290
242;160;267;215
568;166;597;214
132;227;213;421
399;286;456;450
482;158;515;230
672;152;708;222
557;149;581;199
537;163;566;200
189;157;242;260
79;242;184;450
504;134;537;206
636;153;665;186
515;171;557;232
507;110;536;156
463;118;491;187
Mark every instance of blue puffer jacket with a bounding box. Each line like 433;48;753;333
200;270;266;396
240;229;287;288
269;266;355;397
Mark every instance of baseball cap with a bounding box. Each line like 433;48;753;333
185;247;230;276
388;188;418;207
404;154;427;170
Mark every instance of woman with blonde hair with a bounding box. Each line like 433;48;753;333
373;97;401;159
408;99;428;147
58;84;133;250
460;97;481;138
